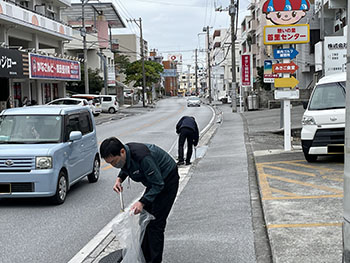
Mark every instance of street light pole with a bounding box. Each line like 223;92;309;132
81;0;89;94
204;26;212;104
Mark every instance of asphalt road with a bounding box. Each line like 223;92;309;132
0;97;213;263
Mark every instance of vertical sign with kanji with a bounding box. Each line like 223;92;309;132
241;54;251;87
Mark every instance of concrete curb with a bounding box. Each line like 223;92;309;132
241;112;273;263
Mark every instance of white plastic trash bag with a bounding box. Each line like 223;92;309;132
112;209;155;263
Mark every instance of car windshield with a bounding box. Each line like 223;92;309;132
308;82;346;110
189;97;200;101
50;99;81;105
0;115;62;144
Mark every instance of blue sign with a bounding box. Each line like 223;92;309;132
161;69;177;77
273;48;299;60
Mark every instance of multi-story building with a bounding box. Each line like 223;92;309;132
162;60;177;96
148;49;164;100
0;0;75;108
209;27;241;102
112;33;148;89
178;71;196;95
62;2;125;95
313;0;346;78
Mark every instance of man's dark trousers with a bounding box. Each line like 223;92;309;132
142;168;179;263
178;127;195;163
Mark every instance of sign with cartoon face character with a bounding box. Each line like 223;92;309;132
263;0;310;25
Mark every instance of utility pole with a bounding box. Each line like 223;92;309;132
204;26;212;104
195;48;198;95
127;18;147;107
81;0;89;94
320;0;325;77
230;0;237;112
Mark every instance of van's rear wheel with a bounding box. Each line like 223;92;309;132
51;171;68;205
108;107;116;114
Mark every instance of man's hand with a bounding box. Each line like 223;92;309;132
131;201;144;215
113;177;123;193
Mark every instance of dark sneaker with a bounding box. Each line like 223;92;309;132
177;161;185;165
185;161;192;165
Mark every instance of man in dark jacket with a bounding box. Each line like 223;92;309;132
176;116;199;165
100;137;179;263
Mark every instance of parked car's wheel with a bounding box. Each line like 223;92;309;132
303;150;318;162
88;156;100;183
302;141;317;162
93;113;100;117
108;107;116;114
51;171;68;205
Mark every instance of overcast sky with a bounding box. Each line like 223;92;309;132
111;0;250;70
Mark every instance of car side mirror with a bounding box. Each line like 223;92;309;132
69;131;82;141
302;100;308;110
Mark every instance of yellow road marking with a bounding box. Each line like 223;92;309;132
256;164;272;198
265;174;343;194
262;194;343;200
278;160;342;175
263;164;316;177
270;187;299;197
258;160;305;165
267;222;342;229
322;175;344;182
102;164;113;171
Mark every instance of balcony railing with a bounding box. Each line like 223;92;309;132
0;0;72;39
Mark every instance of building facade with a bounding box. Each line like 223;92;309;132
63;2;125;96
0;0;75;109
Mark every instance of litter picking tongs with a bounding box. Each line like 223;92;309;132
119;191;125;212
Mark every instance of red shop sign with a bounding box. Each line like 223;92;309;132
241;54;251;87
29;54;80;81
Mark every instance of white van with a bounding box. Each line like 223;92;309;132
99;95;119;113
301;72;346;162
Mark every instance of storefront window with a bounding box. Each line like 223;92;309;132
43;83;51;104
13;82;21;107
53;84;58;99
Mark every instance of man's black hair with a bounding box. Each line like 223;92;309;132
100;137;125;159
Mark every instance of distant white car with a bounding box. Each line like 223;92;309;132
47;98;89;107
99;95;119;114
187;96;201;107
47;98;99;115
71;94;103;116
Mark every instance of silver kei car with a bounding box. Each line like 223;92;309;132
0;105;100;204
187;96;201;107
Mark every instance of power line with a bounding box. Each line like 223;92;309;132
133;0;202;7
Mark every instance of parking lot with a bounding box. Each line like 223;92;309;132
242;106;344;262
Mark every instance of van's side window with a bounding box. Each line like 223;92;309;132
79;112;92;135
103;97;112;102
65;114;80;141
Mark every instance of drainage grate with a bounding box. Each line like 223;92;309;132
99;250;123;263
